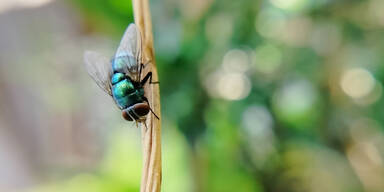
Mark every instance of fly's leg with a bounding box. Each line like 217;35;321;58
143;121;148;131
138;63;143;82
143;96;160;120
138;60;152;82
140;72;159;86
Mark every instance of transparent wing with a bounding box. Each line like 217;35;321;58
114;23;142;81
84;50;112;95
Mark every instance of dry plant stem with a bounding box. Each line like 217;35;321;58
132;0;162;192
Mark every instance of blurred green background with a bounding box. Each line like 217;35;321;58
0;0;384;191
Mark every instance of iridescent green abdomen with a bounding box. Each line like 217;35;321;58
111;72;145;109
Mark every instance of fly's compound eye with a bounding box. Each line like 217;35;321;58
122;110;134;121
133;103;150;117
122;103;150;121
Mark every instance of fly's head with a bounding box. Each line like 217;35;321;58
122;103;150;121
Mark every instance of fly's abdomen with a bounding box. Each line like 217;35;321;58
112;72;134;109
111;73;145;109
114;89;145;109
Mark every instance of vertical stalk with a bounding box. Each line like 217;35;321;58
132;0;162;192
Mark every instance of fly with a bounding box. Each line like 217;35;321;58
84;23;159;124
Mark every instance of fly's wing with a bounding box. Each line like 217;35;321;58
114;23;142;81
84;51;112;96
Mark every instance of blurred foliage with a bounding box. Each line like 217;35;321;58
69;0;134;36
19;0;384;191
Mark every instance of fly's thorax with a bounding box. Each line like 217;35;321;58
111;73;125;85
112;78;135;98
112;51;138;74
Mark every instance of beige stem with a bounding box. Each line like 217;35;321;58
132;0;162;192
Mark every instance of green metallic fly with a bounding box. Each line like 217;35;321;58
84;23;158;123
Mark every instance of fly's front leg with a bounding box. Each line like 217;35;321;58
142;96;160;120
140;71;159;85
138;59;152;81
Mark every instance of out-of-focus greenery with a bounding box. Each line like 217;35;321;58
32;0;384;191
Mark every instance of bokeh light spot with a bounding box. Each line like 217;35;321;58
217;73;251;101
273;78;318;127
242;105;276;167
242;105;274;137
222;49;249;73
275;79;317;115
270;0;309;12
0;0;53;13
340;68;376;99
256;8;286;39
253;43;282;74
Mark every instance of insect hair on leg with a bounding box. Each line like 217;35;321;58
143;120;148;131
